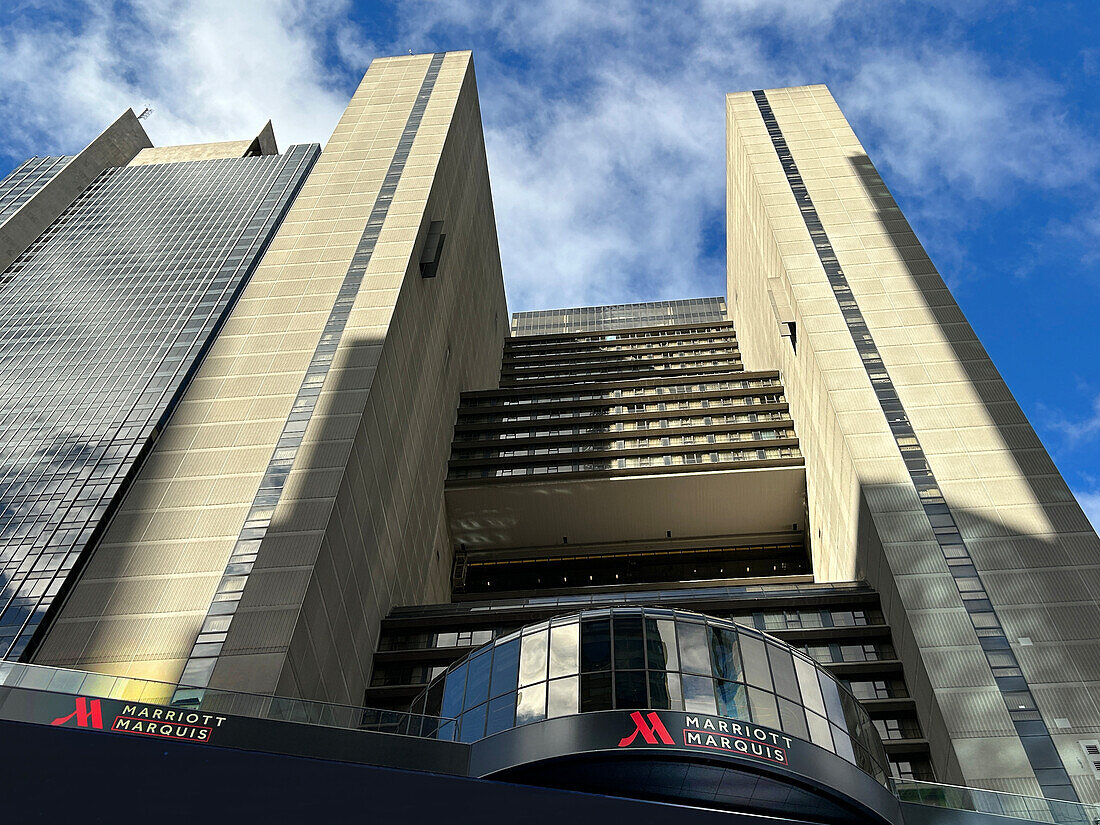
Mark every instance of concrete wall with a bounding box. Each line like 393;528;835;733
129;122;278;166
35;52;506;708
727;85;1100;801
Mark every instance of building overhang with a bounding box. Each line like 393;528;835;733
446;465;808;552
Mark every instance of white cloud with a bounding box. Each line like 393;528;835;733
840;50;1098;201
0;0;354;159
0;0;1096;314
1042;393;1100;446
481;57;747;310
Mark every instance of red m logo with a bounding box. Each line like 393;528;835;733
618;710;674;747
50;697;104;729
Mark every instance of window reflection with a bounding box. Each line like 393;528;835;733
709;626;741;681
519;629;548;686
516;683;546;725
549;622;579;678
739;634;773;692
486;693;516;735
548;676;579;717
748;687;780;729
441;662;467;719
490;638;520;697
817;669;847;726
767;643;800;702
459;704;486;743
716;679;748;719
646;618;678;671
677;622;710;675
794;655;826;717
778;697;809;740
682;673;717;714
463;650;491;710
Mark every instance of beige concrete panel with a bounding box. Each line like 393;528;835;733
128;140;253;165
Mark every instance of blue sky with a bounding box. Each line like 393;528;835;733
2;1;1100;525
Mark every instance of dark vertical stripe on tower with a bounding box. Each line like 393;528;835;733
751;89;1079;802
178;53;448;693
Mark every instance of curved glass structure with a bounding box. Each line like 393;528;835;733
411;606;889;783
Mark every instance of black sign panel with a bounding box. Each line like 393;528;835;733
469;709;901;825
0;686;467;776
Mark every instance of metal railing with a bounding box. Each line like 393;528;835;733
894;779;1100;824
0;660;455;740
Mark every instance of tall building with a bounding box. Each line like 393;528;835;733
0;51;1098;825
0;111;317;660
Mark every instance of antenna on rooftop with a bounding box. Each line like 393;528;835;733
137;106;153;121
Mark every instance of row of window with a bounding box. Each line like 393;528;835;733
378;607;886;653
504;346;739;369
503;359;744;383
459;551;809;595
454;412;792;443
461;379;782;408
504;335;737;361
458;396;787;426
452;430;794;461
510;303;728;338
448;446;802;479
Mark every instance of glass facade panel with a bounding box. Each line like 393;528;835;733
463;650;491;710
648;670;672;709
580;617;611;672
512;297;727;336
807;711;834;753
490;638;520;698
615;670;647;709
516;683;546;725
767;642;800;702
548;675;579;717
778;697;809;741
519;629;548;686
794;654;827;717
716;679;749;719
748;686;781;729
645;617;678;671
486;693;516;735
580;671;613;712
613;615;645;669
682;674;718;714
412;607;890;784
441;662;467;719
739;633;774;692
549;621;579;678
709;625;741;681
459;703;486;743
817;669;847;727
677;621;711;675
